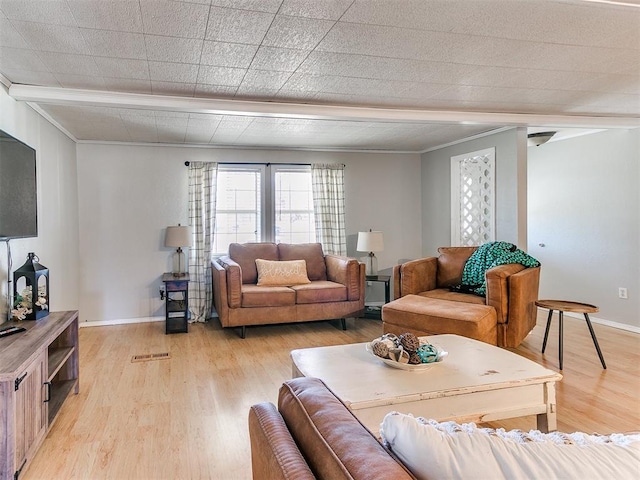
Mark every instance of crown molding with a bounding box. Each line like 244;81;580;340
0;73;11;89
9;84;640;129
75;139;420;155
420;126;514;153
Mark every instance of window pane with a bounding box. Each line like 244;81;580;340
217;171;258;210
289;232;314;244
234;191;257;210
274;170;315;244
214;213;235;232
214;211;260;253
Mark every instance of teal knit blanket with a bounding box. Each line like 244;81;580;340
455;241;540;297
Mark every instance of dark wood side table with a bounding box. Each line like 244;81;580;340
162;273;189;334
363;274;391;319
536;299;606;370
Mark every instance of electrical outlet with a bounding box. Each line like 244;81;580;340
618;287;628;299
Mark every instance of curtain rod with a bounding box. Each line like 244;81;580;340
184;161;345;167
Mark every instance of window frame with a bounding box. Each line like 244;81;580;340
213;164;266;255
271;164;315;245
213;163;314;255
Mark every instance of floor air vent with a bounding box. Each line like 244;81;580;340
131;352;171;363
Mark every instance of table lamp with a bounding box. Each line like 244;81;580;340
165;224;192;277
357;230;384;275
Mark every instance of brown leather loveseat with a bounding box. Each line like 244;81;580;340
212;242;365;338
383;246;540;347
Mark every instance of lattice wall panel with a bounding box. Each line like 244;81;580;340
459;153;494;246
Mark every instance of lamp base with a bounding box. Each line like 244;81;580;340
171;248;187;276
365;252;378;276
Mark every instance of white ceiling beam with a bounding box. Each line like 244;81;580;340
9;84;640;129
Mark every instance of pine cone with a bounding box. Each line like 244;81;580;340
409;352;422;364
371;340;389;358
399;332;420;353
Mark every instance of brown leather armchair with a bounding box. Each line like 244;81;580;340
387;247;540;348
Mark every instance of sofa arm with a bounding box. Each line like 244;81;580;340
211;260;230;325
279;377;416;480
485;263;526;324
217;255;243;308
325;255;363;301
396;257;438;298
248;403;315;480
506;266;541;347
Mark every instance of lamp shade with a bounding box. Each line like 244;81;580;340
357;231;384;252
165;225;192;248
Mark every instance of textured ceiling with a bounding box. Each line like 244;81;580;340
0;0;638;152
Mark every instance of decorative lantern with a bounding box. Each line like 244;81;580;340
12;252;49;320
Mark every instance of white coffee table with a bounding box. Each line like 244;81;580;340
291;334;562;434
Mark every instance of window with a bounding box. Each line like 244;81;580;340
213;164;315;254
274;168;315;244
213;166;264;253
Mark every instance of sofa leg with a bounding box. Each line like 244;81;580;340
341;318;346;331
240;326;246;339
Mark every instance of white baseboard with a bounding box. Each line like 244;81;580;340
79;316;164;328
538;308;640;334
79;311;639;334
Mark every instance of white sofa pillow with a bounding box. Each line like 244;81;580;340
255;259;311;286
380;412;640;480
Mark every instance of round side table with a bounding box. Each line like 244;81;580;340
535;299;606;370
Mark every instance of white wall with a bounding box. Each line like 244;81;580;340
528;129;639;329
0;84;80;324
420;128;524;256
76;144;422;323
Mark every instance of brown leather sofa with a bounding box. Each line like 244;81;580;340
250;377;638;480
212;242;365;338
383;246;540;348
249;376;416;480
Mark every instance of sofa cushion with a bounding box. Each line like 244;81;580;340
420;288;486;305
278;243;327;281
256;259;311;287
291;281;348;304
381;413;640;480
229;242;279;284
436;246;477;287
241;284;296;307
382;295;497;345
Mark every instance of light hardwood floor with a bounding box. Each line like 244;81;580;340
24;313;639;479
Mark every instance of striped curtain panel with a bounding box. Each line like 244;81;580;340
311;163;346;256
188;162;218;322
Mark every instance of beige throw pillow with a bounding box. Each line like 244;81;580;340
255;259;311;286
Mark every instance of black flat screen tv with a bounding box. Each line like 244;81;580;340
0;129;38;239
